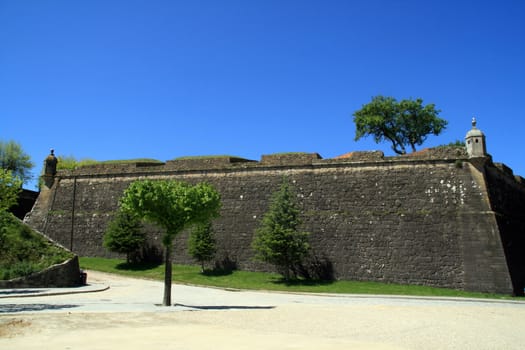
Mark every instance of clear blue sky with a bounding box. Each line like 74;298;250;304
1;0;524;190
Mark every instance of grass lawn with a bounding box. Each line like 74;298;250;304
79;257;517;300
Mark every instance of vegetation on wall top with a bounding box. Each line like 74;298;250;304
172;155;253;163
57;156;164;170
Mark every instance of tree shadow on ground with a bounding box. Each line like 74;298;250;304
201;268;233;277
115;262;162;271
271;278;335;287
0;289;48;296
199;255;238;277
172;303;274;310
0;303;79;313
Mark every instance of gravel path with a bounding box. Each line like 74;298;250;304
1;271;525;349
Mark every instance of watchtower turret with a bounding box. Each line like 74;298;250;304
43;148;58;189
465;117;487;158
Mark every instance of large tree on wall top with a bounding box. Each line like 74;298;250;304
119;180;221;306
353;96;447;155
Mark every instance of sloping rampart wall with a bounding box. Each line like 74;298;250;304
25;150;520;294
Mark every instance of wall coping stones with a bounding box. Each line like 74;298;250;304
166;156;257;170
260;152;322;166
494;163;514;177
52;147;525;193
57;148;467;176
52;147;525;191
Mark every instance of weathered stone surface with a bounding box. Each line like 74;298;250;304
0;256;82;288
24;151;525;294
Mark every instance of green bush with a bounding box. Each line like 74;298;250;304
252;177;310;280
103;210;146;263
188;222;217;272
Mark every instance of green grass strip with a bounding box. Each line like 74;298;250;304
80;257;516;300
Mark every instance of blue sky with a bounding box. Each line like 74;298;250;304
1;0;524;189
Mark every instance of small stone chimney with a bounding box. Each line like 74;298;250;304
465;118;487;158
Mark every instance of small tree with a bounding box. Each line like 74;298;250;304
0;140;34;185
188;221;216;272
252;178;310;280
103;210;145;263
353;96;447;154
120;180;221;306
0;169;22;212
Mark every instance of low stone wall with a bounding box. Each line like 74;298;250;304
0;256;82;288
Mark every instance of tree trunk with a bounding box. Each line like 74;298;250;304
163;245;172;306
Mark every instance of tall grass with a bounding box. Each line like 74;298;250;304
0;211;73;280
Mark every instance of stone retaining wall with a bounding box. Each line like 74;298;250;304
0;256;82;288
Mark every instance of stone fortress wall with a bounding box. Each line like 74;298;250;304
25;125;525;295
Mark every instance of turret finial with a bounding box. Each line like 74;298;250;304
472;117;477;128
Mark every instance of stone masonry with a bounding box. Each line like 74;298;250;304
25;148;525;295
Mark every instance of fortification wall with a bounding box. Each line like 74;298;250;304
483;163;525;295
25;149;520;294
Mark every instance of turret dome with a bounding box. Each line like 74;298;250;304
465;117;487;158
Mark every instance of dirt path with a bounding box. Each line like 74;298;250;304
1;271;525;349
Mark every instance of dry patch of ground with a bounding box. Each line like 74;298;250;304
0;319;31;338
0;310;406;350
